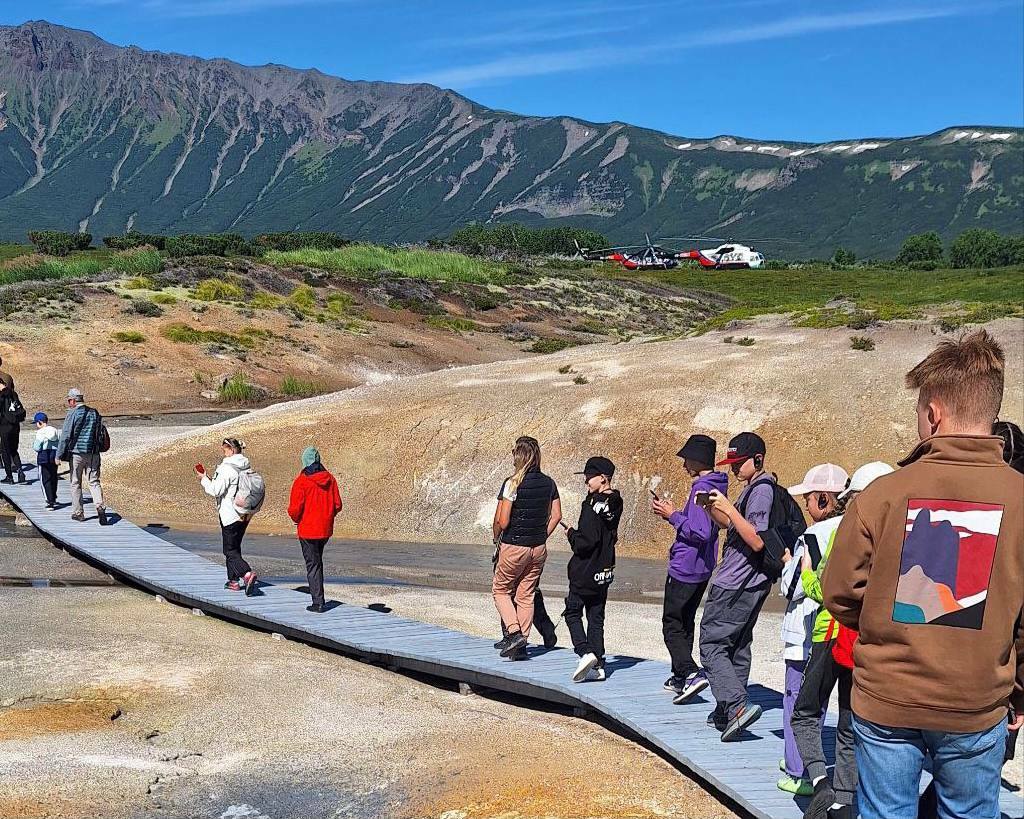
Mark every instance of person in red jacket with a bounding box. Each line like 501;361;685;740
287;446;343;613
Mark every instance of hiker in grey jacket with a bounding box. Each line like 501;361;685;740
56;388;107;525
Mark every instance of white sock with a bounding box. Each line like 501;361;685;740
829;804;843;811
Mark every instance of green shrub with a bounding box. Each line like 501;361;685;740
193;278;245;302
152;293;178;305
111;330;146;343
466;290;500;310
218;374;261;403
124;299;163;317
27;230;92;256
280;376;327;397
529;337;580;354
0;254;105;285
104;233;167;251
722;335;734;343
162;323;254;348
250;291;284;310
165;233;250;258
448;223;609;256
896;232;943;266
846;311;877;330
110;247;163;277
735;336;756;346
288;284;318;314
557;364;574;374
832;247;856;267
264;244;504;284
850;335;876;351
907;259;939;271
949;229;1024;269
325;292;353;316
251;231;349;253
573;374;589;385
123;276;157;290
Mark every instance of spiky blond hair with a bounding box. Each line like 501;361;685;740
905;329;1005;427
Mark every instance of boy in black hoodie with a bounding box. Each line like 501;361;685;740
564;456;623;683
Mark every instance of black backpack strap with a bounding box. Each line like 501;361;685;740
784;533;818;602
726;477;777;604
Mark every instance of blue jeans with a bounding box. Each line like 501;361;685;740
853;714;1007;819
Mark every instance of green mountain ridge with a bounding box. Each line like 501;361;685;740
1;20;1021;257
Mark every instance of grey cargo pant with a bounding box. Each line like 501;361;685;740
699;582;770;719
70;453;104;518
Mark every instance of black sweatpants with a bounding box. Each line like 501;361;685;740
0;426;23;478
662;575;709;679
792;639;857;805
221;519;252;581
300;537;328;606
564;588;608;662
38;461;58;505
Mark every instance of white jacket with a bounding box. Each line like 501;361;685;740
780;515;842;661
201;453;251;526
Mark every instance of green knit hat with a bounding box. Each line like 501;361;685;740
301;446;320;468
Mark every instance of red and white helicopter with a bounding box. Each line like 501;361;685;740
575;234;783;271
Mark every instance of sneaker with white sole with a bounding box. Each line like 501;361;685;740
672;670;709;704
721;702;763;742
572;652;599;683
585;667;606;682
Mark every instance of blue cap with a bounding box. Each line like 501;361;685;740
33;412;48;423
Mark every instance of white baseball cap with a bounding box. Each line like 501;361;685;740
788;463;850;496
839;461;895;499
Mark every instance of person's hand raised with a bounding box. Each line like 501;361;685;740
651;498;676;520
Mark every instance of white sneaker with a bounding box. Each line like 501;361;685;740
585;667;606;682
572;652;599;682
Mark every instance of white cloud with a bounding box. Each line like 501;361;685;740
404;2;997;88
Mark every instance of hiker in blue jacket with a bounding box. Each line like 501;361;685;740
56;388;108;525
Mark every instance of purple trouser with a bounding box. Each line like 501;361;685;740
783;658;824;777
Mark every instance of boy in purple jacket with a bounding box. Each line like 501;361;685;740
652;434;729;699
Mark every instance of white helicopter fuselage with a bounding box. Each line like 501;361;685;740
695;243;765;269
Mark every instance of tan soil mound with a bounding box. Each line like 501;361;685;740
104;318;1023;558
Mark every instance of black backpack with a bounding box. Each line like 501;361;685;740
730;476;807;594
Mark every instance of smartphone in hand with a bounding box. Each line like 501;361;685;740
649;488;661;502
695;491;710;508
559;520;569;530
194;463;206;475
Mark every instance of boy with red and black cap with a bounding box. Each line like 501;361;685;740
564;456;622;684
701;431;777;741
652;434;728;700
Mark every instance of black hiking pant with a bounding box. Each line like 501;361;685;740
662;575;709;679
0;425;23;478
38;461;57;505
792;638;857;805
221;520;251;581
564;588;608;662
300;536;328;607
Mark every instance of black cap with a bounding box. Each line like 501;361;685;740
717;432;766;466
576;456;615;479
676;434;717;468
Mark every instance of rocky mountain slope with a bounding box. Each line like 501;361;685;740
103;318;1024;558
1;21;1021;257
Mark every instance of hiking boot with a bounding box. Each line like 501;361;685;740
804;778;835;819
96;506;109;526
721;702;763;742
494;633;516;652
707;707;728;732
499;630;527;657
306;603;325;613
663;675;686;694
71;512;86;522
242;571;258;596
16;472;25;484
672;670;709;704
777;774;814;796
224;580;242;591
508;645;529;661
572;652;599;683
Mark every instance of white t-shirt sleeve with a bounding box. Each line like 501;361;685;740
498;479;517;503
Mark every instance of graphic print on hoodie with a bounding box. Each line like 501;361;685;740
893;498;1003;629
567;489;623;596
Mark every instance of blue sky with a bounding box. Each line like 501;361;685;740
5;0;1022;142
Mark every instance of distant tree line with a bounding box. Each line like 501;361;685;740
444;223;609;256
25;230;350;258
894;229;1024;270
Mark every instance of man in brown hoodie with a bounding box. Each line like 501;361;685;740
823;329;1023;819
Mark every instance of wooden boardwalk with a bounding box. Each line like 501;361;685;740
2;472;1020;819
